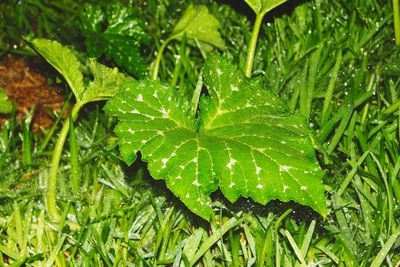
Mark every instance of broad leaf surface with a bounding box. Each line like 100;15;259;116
171;5;225;50
30;38;85;102
81;3;148;77
105;55;326;220
0;87;12;114
244;0;289;15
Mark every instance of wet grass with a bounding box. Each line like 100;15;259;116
1;0;400;265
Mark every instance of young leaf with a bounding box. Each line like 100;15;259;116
29;38;128;106
151;4;225;80
80;59;129;104
0;87;12;114
29;38;85;102
244;0;289;15
171;5;225;50
81;3;148;77
105;55;326;220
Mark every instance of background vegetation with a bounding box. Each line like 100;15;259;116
1;0;400;266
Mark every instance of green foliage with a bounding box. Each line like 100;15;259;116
106;55;326;220
80;3;148;77
171;4;225;50
0;87;12;113
0;0;85;53
2;0;400;265
151;4;225;80
29;37;128;221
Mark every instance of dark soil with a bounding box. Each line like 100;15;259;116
0;55;66;132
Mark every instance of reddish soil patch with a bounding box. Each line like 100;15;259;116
0;55;67;132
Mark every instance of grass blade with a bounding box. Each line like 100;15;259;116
282;229;307;267
326;105;353;155
337;151;369;197
300;220;316;257
45;234;66;267
370;229;400;267
190;216;245;266
321;50;342;125
182;228;204;261
300;46;321;121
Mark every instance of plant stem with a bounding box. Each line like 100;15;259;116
47;102;82;222
151;37;173;80
244;14;264;77
39;93;71;153
394;0;400;45
69;111;80;194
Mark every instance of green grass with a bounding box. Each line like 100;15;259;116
1;0;400;266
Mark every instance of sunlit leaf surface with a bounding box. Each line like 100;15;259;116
106;55;326;220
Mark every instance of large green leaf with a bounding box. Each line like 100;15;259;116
171;5;225;50
81;3;148;77
30;38;85;102
244;0;289;15
0;87;12;114
105;55;326;220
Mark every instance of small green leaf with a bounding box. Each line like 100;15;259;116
0;87;12;114
106;55;326;220
81;59;129;104
244;0;263;13
81;3;148;77
244;0;289;15
29;38;85;102
30;38;127;106
171;5;225;50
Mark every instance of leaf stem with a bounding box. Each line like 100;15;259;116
69;111;80;194
39;93;71;153
151;37;173;80
393;0;400;45
244;14;264;77
47;102;82;222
